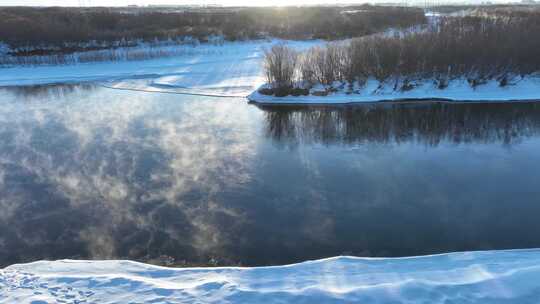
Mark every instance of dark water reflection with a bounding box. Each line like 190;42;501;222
260;103;540;146
1;85;540;267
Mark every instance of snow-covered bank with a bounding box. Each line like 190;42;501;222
248;77;540;105
3;36;540;105
2;249;540;303
0;40;320;99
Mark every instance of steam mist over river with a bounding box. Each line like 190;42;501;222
1;84;540;267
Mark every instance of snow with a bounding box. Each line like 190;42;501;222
3;38;539;104
248;77;540;105
0;40;320;99
2;249;540;303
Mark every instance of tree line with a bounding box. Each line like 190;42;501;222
0;6;425;55
263;10;540;96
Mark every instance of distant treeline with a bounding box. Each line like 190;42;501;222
263;10;540;95
430;4;540;14
0;6;425;54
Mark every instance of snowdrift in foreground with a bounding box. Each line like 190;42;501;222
2;249;540;303
248;77;540;105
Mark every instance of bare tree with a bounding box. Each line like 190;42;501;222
263;44;299;93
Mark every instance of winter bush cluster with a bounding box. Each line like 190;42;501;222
263;44;300;96
263;13;540;95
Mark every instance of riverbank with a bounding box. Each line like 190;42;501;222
248;77;540;105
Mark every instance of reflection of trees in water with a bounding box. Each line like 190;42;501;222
261;103;540;147
3;83;96;99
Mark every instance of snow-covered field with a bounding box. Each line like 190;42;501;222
0;40;319;98
2;249;540;303
248;77;540;105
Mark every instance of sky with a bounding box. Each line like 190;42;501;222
0;0;390;6
0;0;499;6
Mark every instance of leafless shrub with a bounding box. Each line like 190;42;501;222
299;43;349;85
263;44;299;92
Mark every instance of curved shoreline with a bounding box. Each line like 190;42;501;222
248;96;540;106
248;77;540;105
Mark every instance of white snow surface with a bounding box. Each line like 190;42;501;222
2;39;539;103
2;249;540;303
248;77;540;105
0;40;319;98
